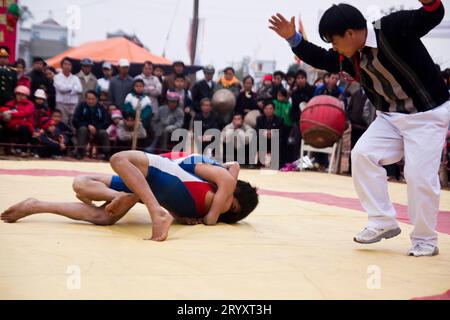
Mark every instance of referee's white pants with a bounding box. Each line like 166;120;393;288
351;101;450;246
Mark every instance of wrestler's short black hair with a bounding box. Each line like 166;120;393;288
218;180;259;224
319;3;367;43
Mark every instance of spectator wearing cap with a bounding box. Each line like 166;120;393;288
37;117;67;158
29;57;51;96
257;74;274;108
151;92;184;152
134;61;161;115
0;85;35;156
96;61;113;95
14;59;31;89
77;58;98;103
72;90;110;160
191;65;216;113
123;79;153;131
0;46;17;106
108;58;133;109
54;57;82;128
33;89;51;131
162;61;191;102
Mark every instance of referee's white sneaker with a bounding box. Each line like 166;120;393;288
353;227;401;244
408;243;439;257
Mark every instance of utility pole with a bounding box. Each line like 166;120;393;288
190;0;199;65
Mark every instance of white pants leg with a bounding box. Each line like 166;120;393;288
352;113;404;230
398;102;450;246
352;101;450;246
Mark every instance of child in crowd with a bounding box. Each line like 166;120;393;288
123;79;152;131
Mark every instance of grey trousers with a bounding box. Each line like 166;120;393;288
76;127;110;156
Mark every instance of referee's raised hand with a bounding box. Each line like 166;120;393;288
268;13;296;40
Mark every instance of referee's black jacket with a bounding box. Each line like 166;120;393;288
291;0;449;113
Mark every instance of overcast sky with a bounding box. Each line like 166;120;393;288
21;0;450;71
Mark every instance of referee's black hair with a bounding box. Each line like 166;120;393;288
319;3;367;43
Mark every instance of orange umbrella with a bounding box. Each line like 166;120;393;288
46;37;172;67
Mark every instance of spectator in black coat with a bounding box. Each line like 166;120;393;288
73;90;110;159
193;98;221;155
290;69;315;160
271;70;286;99
191;65;216;113
235;75;258;116
44;66;57;111
256;100;283;168
29;57;51;96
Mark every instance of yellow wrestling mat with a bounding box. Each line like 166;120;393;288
0;159;449;300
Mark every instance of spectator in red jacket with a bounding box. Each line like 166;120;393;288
0;85;35;156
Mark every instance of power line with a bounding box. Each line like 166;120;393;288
162;0;181;58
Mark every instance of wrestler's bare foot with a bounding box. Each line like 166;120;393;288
1;198;39;223
76;193;93;206
105;192;139;217
147;207;174;242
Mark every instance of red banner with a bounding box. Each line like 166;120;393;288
0;0;19;63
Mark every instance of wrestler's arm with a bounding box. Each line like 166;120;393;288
194;164;237;226
222;161;241;181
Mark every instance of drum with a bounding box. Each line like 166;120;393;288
300;95;346;148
